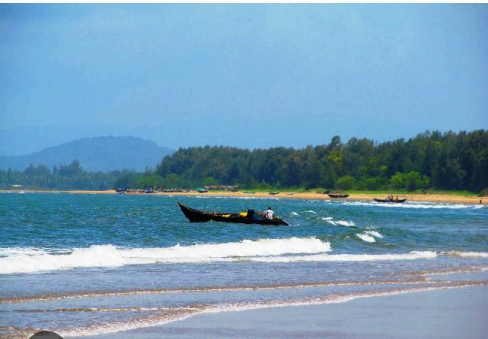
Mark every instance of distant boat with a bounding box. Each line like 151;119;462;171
177;202;288;226
374;197;407;203
196;188;208;193
269;192;280;195
328;192;349;198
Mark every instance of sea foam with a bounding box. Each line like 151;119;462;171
250;251;437;263
0;237;331;275
365;230;383;239
356;233;376;243
336;220;356;227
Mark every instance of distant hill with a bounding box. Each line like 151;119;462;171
0;136;174;172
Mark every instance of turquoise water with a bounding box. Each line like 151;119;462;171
1;193;487;337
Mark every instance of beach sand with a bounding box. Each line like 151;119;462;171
50;189;485;205
86;285;488;339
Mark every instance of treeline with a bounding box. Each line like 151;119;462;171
2;130;487;193
154;130;488;193
0;160;128;191
0;159;167;191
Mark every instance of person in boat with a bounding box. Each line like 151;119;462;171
264;207;274;220
246;209;262;221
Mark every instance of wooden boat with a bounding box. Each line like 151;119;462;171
328;192;349;198
374;197;407;203
177;202;289;226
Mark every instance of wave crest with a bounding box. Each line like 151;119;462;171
0;237;331;275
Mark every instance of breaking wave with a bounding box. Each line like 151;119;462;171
356;233;376;243
0;237;330;275
322;217;356;227
3;241;486;275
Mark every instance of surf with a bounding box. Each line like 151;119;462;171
0;237;331;274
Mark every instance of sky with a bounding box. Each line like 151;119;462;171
1;3;487;155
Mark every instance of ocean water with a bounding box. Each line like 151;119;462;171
1;193;487;338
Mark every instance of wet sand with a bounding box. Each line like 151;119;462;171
86;285;488;339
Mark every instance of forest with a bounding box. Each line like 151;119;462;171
1;130;487;194
0;160;127;191
154;130;488;193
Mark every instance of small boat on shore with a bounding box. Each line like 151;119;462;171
177;202;289;226
374;197;407;203
328;192;349;199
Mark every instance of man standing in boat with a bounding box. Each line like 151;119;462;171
264;207;274;220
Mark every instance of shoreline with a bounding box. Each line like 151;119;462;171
80;285;488;339
3;189;485;205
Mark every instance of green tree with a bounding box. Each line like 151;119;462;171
337;175;355;190
405;171;429;191
113;171;140;190
390;172;406;190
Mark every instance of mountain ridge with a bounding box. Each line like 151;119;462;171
0;136;174;172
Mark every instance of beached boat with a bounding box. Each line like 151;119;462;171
177;202;289;226
328;192;349;198
374;197;407;203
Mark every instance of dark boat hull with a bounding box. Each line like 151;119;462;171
328;193;349;198
178;202;288;226
374;198;407;203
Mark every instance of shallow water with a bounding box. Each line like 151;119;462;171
1;193;487;337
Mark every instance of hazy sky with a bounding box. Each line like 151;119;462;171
1;4;487;154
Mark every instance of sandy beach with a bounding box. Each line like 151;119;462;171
26;189;484;205
84;285;488;339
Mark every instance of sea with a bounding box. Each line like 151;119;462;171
1;193;487;338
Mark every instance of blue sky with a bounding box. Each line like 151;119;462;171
1;4;487;155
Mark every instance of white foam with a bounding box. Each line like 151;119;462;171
322;217;336;225
250;251;438;263
365;230;383;239
0;238;331;275
356;233;376;243
0;245;129;274
320;217;355;227
336;220;356;227
60;308;197;338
